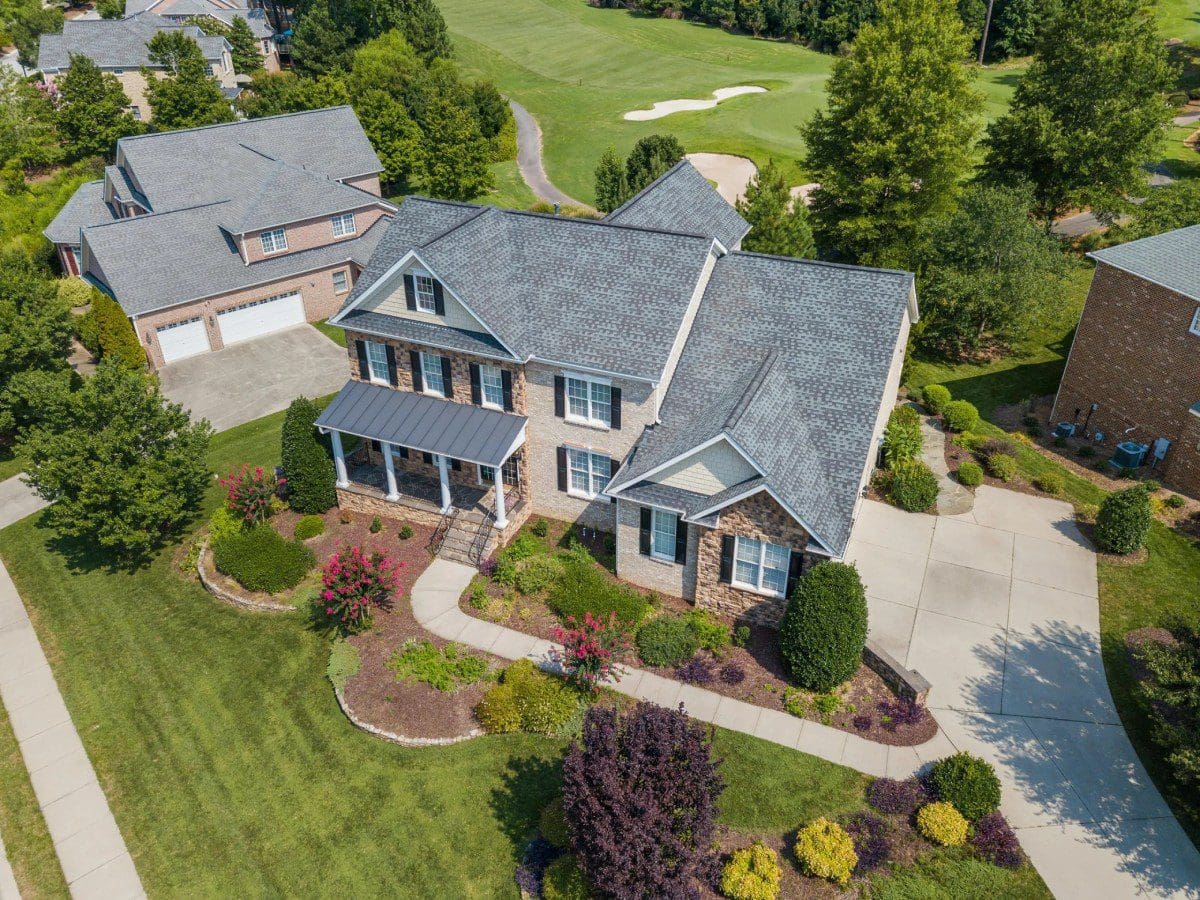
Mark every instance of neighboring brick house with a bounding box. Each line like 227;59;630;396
124;0;280;70
43;107;393;369
315;161;917;625
37;13;238;122
1051;225;1200;498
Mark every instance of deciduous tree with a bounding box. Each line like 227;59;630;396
238;71;349;118
624;133;684;196
352;88;424;188
420;95;493;200
593;145;627;213
144;32;235;129
291;4;354;77
736;160;815;258
0;69;62;172
56;54;142;160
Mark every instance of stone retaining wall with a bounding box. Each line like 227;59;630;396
334;688;482;747
196;541;296;613
864;639;931;705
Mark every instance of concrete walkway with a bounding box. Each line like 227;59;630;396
0;478;45;531
0;827;18;900
508;99;589;210
0;560;144;900
411;559;946;780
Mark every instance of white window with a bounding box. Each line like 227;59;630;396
479;364;504;409
331;212;356;237
365;341;389;384
414;272;437;313
130;105;140;120
332;270;348;293
732;536;790;597
420;351;445;396
478;457;519;486
650;508;677;561
565;374;611;428
259;228;287;254
1190;307;1200;337
566;448;611;498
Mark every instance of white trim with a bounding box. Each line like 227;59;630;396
478;363;505;410
1190;307;1200;337
418;350;446;398
564;371;613;429
532;355;656;385
649;506;678;562
607;434;763;496
730;534;789;598
564;446;612;500
364;340;390;385
259;227;287;255
336;321;518;364
318;422;526;469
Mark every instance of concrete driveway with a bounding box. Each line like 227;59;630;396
158;325;348;432
848;487;1200;898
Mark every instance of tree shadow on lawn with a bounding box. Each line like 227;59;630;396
489;750;563;853
39;506;205;576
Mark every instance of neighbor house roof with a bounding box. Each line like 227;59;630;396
125;0;275;38
607;252;914;556
606;159;750;250
37;12;226;72
42;180;115;244
1088;224;1200;302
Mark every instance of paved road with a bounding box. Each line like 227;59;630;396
848;489;1200;899
508;99;589;210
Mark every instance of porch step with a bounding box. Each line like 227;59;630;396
435;514;498;568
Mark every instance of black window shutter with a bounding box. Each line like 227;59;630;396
355;340;369;379
556;446;568;492
403;273;416;311
610;386;622;430
409;350;423;392
501;369;513;411
432;280;445;315
440;356;454;398
385;345;398;386
674;515;687;565
718;535;735;584
451;457;461;471
397;446;409;459
469;363;481;405
639;507;652;556
553;375;565;417
786;550;804;599
422;451;433;465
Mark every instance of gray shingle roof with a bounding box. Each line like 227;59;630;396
1088;224;1200;302
315;380;527;467
218;159;383;235
38;13;226;71
608;252;913;556
343;196;716;381
337;309;512;361
43;180;116;244
606;160;750;250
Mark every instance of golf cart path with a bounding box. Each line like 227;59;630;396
508;99;590;210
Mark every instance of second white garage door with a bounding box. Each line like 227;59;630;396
217;292;305;346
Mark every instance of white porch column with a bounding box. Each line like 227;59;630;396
436;454;452;512
493;464;508;529
383;443;400;501
330;430;349;488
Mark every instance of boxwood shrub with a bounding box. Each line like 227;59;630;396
779;562;867;692
889;460;939;512
794;818;857;885
929;752;1001;821
943;399;979;433
475;659;579;735
636;615;700;667
1095;485;1152;554
922;384;951;414
720;841;781;900
916;801;968;846
956;461;984;487
986;452;1018;482
294;514;325;540
1033;471;1065;495
542;855;589;900
212;526;314;593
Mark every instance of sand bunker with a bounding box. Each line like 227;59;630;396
623;85;767;121
686;153;818;209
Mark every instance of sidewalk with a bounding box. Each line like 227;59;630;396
0;478;45;531
410;559;949;778
0;559;143;900
0;827;18;900
914;406;974;516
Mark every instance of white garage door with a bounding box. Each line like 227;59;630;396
216;292;305;346
156;317;210;364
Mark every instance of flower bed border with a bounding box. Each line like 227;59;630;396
196;540;296;613
333;686;483;748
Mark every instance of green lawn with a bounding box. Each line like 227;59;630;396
312;318;346;348
0;449;25;482
440;0;1023;204
1158;0;1200;45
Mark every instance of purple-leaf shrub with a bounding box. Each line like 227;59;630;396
562;702;724;899
479;557;497;578
970;812;1026;869
853;713;873;731
675;657;715;685
719;663;746;685
866;777;930;816
877;698;928;731
514;836;560;896
844;812;891;872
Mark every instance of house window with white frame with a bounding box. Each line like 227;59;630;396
365;341;389;384
650;508;677;561
566;375;611;428
1190;307;1200;337
566;448;611;498
478;456;519;487
260;228;287;254
479;364;504;409
331;212;356;237
732;536;790;597
414;272;437;313
332;270;349;293
420;351;445;396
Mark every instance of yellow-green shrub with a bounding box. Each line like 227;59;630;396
542;854;589;900
475;659;578;735
916;801;969;846
720;841;780;900
794;818;857;885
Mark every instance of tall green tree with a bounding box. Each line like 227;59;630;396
803;0;980;267
916;183;1067;355
238;71;349;118
982;0;1175;227
8;0;62;68
0;69;62;172
143;32;235;130
56;54;142;160
281;397;335;514
20;359;213;563
736;160;816;258
420;95;493;200
196;15;263;74
291;4;354;77
1104;180;1200;244
353;89;424;188
96;0;124;18
992;0;1060;58
594;145;628;213
346;29;430;120
389;0;451;63
624;134;684;196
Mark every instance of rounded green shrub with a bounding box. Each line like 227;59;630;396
1095;485;1152;555
987;453;1018;482
794;818;857;885
1165;494;1186;510
956;461;983;487
922;384;951;414
889;460;939;512
929;752;1001;821
942;399;979;433
207;504;244;546
398;525;414;540
1033;471;1064;495
474;682;521;733
475;659;578;735
542;854;589;900
720;841;781;900
294;514;325;540
917;802;968;846
212;526;315;593
280;397;336;514
539;798;570;849
635;615;699;667
779;562;867;692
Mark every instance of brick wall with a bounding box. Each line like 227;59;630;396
242;206;388;263
344;174;382;197
1051;263;1200;498
613;498;699;598
694;491;810;626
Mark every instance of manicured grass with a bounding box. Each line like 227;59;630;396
476;159;539;209
0;449;26;482
865;848;1052;899
312;318;346;348
1158;0;1200;45
440;0;1023;204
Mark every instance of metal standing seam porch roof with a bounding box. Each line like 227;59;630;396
315;381;527;467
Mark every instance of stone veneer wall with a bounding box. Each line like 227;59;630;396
336;488;442;528
694;491;811;626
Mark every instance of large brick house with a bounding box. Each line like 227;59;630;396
1051;225;1200;498
123;0;280;71
316;162;917;625
44;108;393;369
